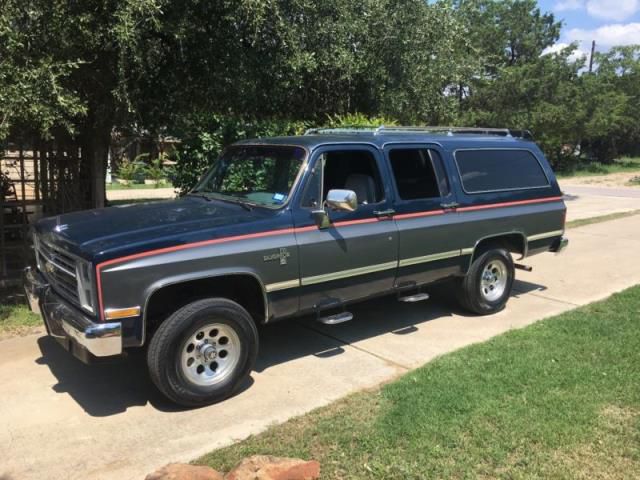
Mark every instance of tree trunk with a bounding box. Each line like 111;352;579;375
79;119;112;210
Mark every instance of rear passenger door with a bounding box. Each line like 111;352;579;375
385;144;465;287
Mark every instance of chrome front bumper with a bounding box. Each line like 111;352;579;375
23;267;123;360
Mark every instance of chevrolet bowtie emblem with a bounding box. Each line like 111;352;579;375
44;261;56;275
263;247;291;265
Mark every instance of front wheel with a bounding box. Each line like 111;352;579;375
456;248;515;315
147;298;258;407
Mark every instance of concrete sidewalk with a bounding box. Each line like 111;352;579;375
106;187;176;201
2;217;640;480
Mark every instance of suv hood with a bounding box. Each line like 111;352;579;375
35;197;279;261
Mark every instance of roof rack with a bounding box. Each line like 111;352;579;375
304;126;381;136
304;125;534;140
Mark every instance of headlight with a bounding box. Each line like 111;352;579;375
76;259;95;313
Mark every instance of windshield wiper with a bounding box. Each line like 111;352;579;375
207;193;254;211
188;191;256;210
186;192;212;202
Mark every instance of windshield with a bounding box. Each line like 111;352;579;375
192;145;306;208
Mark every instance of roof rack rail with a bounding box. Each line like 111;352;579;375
304;126;380;136
304;125;534;140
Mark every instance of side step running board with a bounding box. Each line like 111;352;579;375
317;312;354;325
398;292;430;303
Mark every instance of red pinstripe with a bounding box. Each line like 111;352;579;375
95;195;564;320
456;196;563;212
394;210;445;220
95;227;295;320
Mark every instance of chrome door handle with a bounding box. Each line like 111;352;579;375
374;208;395;218
440;202;459;210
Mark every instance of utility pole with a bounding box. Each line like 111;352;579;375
589;40;596;73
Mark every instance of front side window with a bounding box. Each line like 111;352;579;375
455;149;549;194
301;150;384;208
193;145;306;208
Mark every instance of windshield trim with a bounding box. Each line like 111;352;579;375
190;143;310;210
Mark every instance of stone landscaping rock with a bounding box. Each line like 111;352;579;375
224;455;320;480
145;463;224;480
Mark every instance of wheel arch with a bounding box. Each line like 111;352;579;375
464;232;527;273
142;270;268;345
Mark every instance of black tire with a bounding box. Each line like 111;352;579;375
147;298;258;407
456;248;515;315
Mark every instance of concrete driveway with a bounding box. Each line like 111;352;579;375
2;200;640;480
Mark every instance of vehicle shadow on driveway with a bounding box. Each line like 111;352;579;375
255;288;479;373
35;336;193;416
513;279;548;295
35;284;547;416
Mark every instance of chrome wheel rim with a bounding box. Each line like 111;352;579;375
179;323;241;387
480;259;508;302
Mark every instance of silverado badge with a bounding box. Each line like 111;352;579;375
263;247;290;265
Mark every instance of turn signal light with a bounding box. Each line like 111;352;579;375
104;306;141;320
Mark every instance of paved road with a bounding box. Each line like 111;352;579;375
2;202;640;480
561;184;640;199
560;182;640;222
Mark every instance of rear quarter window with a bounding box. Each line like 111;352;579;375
454;149;549;194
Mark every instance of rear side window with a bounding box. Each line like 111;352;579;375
455;149;549;193
389;148;448;200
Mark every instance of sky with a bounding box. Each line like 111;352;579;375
538;0;640;58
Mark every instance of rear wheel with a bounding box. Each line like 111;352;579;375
457;248;514;315
147;298;258;407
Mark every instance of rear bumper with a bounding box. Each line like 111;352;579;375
23;266;123;361
550;236;569;253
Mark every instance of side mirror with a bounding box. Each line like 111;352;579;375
326;189;358;212
310;189;358;229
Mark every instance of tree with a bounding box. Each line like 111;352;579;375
455;0;560;69
583;46;640;162
453;0;561;113
1;0;164;208
0;0;86;140
462;46;585;168
363;0;469;124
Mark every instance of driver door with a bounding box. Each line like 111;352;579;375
292;145;399;311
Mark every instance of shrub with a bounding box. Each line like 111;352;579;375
115;160;141;185
145;155;166;187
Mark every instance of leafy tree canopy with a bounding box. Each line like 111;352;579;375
2;0;640;204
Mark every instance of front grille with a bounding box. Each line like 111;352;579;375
37;240;80;305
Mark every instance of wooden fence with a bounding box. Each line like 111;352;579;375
1;141;88;288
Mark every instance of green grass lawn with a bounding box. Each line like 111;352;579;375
565;209;640;229
0;303;42;336
557;156;640;178
198;285;640;479
106;182;174;190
